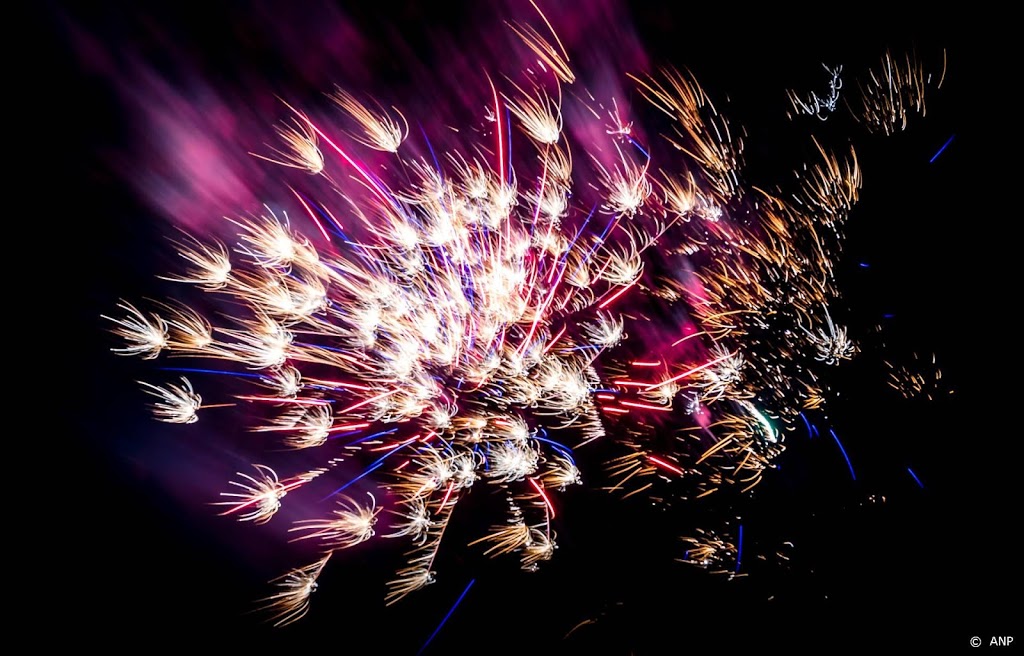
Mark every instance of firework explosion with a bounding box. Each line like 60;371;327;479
88;0;961;642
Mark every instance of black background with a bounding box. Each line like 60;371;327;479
39;2;1014;652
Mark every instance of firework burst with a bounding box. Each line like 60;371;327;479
102;0;950;629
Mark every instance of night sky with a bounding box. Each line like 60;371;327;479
42;2;1013;652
